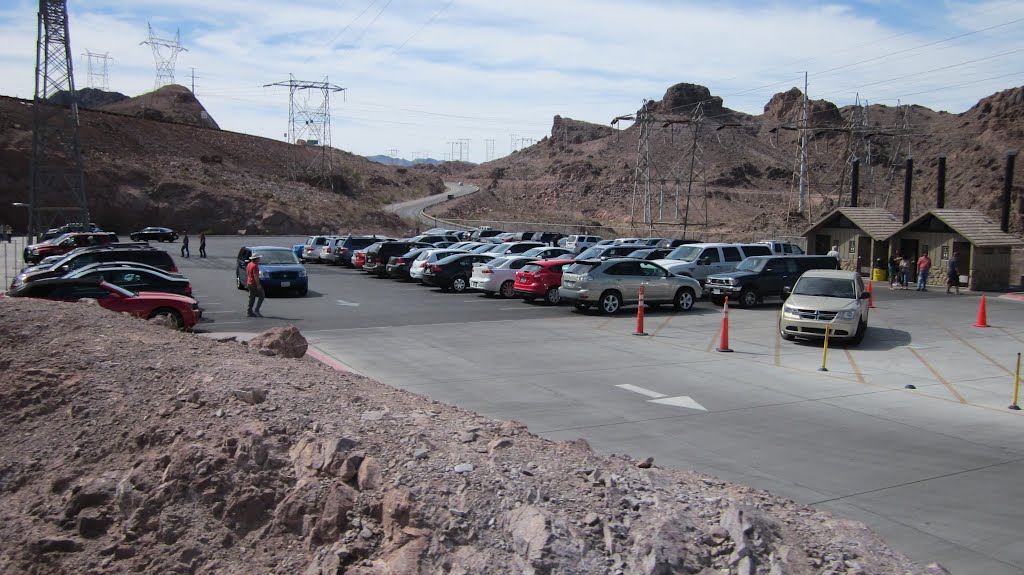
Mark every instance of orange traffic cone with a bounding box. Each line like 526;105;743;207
634;285;648;336
716;296;733;352
974;295;989;327
867;280;876;309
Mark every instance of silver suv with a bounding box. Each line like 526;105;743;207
564;234;603;254
559;258;702;314
653;242;772;285
779;269;869;345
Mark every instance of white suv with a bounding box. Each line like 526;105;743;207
779;269;869;345
653;243;773;286
564;235;603;254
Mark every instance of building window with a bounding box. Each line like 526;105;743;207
848;240;856;254
941;245;949;260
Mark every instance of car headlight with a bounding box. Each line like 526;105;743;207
782;304;799;318
836;309;858;321
298;269;307;277
726;278;737;285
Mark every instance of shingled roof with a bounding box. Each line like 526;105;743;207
897;209;1024;247
802;207;903;240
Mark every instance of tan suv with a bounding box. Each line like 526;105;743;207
779;270;869;345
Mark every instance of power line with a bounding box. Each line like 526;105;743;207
392;0;456;55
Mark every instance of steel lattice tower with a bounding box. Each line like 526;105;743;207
28;0;88;240
141;23;186;90
82;50;112;90
265;75;346;190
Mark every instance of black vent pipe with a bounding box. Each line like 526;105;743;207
1003;150;1017;233
850;158;859;207
903;157;913;224
937;156;946;209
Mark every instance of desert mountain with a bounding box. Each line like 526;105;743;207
437;82;1024;241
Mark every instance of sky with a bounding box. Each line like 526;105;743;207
0;0;1021;163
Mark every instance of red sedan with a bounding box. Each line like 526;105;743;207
513;258;574;305
6;278;200;330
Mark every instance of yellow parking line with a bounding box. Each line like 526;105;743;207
774;329;781;367
706;331;719;353
649;315;674;338
995;327;1024;345
843;348;867;385
942;326;1013;375
908;348;967;404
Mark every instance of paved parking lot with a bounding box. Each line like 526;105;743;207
5;236;1024;573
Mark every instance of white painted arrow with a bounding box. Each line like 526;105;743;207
648;396;707;411
335;299;360;307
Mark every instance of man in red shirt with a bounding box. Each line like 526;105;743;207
916;252;932;291
246;254;265;317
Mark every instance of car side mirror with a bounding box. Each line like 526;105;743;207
860;291;871;299
782;286;792;297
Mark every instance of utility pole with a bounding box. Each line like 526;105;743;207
264;74;346;190
29;0;89;240
141;23;186;90
82;50;111;90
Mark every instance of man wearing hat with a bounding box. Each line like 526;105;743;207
246;254;265;317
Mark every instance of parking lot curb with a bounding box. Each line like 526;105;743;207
305;346;357;375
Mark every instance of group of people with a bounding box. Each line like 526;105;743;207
179;232;207;259
887;251;960;294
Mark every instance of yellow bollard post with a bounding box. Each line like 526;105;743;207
819;324;831;372
1010;353;1022;411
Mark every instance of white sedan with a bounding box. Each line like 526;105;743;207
469;256;536;298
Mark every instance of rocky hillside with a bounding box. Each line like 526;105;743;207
438;82;1024;241
0;297;950;575
0;86;446;236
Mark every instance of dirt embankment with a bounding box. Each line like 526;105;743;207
0;298;945;574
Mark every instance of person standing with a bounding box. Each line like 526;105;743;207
827;244;840;258
898;254;910;289
198;232;207;258
916;252;932;291
946;251;960;294
181;232;190;258
246;254;265;317
888;251;901;289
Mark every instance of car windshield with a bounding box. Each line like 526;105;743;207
255;250;300;265
575;247;604;260
793;277;857;298
736;258;767;272
665;245;702;261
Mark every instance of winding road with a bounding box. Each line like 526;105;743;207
384;181;478;229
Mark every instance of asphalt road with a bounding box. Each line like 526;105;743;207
385;181;478;227
6;231;1024;574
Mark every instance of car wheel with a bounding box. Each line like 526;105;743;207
739;287;758;308
599;290;622;315
297;285;308;296
849;320;866;346
149;307;183;329
545;287;561;305
499;280;516;298
574;302;589;312
673;287;695;311
450;276;468;293
779;319;796;341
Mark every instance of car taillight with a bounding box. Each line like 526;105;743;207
326;247;332;253
429;265;442;273
482;269;493;274
395;257;406;265
185;285;192;296
169;264;178;273
339;248;349;253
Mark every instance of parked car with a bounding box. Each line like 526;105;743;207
327;235;390;267
409;248;467;282
482;241;546;257
705;255;841;307
469;243;499;253
235;246;308;296
421;253;495;292
574;244;648;261
559;258;702;314
301;235;332;262
40;222;101;241
513;258;574;305
624;247;673;261
12;245;176;289
352;249;368;269
657;239;700;248
64;263;193;297
468;228;505;241
22;232;119;263
779;269;869;345
653;243;773;286
385;248;432;280
468;256;536;297
291;244;305;259
6;278;200;329
129;227;178;242
363;241;431;277
408;233;460;244
759;240;805;255
564;235;603;254
520;246;573;260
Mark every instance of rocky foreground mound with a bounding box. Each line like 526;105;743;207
0;298;942;575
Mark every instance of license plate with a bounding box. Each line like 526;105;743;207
563;281;574;287
711;288;721;294
520;277;528;283
281;281;290;287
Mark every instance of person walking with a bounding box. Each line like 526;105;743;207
198;232;207;258
946;251;961;294
898;254;911;289
888;251;901;289
180;233;190;258
246;254;265;317
916;252;932;291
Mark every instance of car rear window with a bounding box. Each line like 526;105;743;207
521;264;543;273
566;262;601;274
742;245;772;257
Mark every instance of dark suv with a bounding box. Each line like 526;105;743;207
12;245;176;289
705;255;840;307
362;241;431;276
325;235;389;267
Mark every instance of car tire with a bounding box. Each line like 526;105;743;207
673;287;695;311
739;287;758;308
849;320;866;346
598;290;622;315
499;280;516;298
297;285;308;297
574;302;589;312
149;307;183;329
544;287;560;305
450;276;468;293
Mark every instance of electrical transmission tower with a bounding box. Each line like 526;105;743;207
484;139;495;162
141;23;186;90
264;75;346;190
82;50;111;90
28;0;88;240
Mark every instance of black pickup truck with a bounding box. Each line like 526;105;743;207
705;255;839;307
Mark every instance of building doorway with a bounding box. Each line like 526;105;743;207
814;234;831;256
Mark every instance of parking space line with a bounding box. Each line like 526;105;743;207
908;347;967;404
774;329;781;367
843;348;867;385
649;315;674;338
705;331;719;353
941;326;1013;375
995;326;1024;345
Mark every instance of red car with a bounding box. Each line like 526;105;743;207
352;249;367;269
513;258;574;305
6;278;200;330
23;232;117;263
